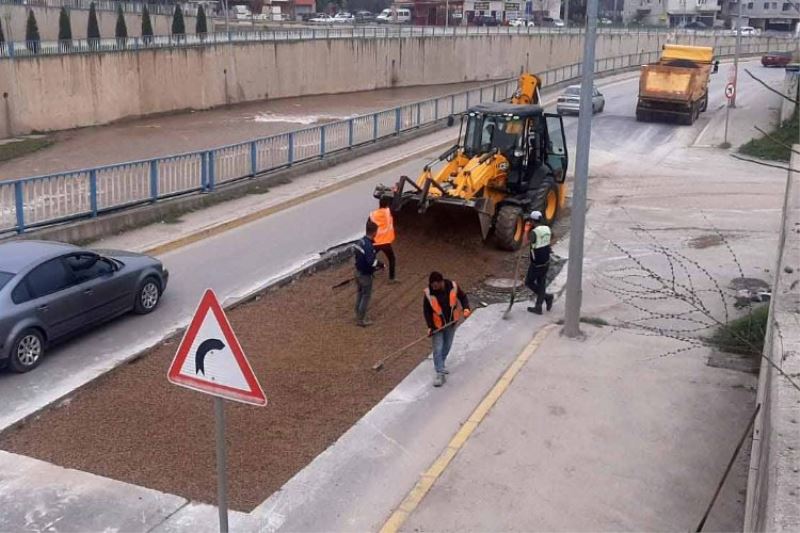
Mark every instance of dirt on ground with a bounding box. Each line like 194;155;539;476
0;211;519;512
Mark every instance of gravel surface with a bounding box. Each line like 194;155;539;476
0;212;515;511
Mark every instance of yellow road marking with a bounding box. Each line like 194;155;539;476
379;324;557;533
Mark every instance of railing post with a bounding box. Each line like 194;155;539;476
288;133;294;165
493;85;497;101
250;141;258;176
89;169;98;217
201;152;208;189
348;118;354;147
149;160;159;201
7;42;14;58
416;103;421;127
373;113;379;140
208;152;216;191
434;98;439;120
320;125;326;158
14;181;25;234
451;94;455;113
395;108;402;133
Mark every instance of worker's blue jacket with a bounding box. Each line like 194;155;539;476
354;236;380;276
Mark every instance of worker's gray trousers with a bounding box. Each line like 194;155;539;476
355;274;373;322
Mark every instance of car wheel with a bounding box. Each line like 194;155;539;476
9;329;45;373
134;277;162;315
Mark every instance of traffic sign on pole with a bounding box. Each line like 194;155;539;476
168;289;267;406
725;83;736;100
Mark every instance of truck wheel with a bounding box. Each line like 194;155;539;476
531;176;560;225
494;205;525;251
636;109;647;122
700;93;708;112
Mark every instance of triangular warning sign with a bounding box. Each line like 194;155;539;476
168;289;267;406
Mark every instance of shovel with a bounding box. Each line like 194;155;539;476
502;245;526;320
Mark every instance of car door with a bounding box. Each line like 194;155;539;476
63;253;129;324
544;114;568;182
592;88;602;111
17;257;85;340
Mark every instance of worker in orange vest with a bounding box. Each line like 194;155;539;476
370;197;398;283
423;271;471;387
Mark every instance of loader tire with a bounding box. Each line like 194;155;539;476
531;176;560;226
494;205;525;251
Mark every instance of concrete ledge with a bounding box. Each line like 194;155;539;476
744;148;800;532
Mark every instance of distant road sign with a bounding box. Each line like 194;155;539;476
168;289;267;406
725;83;736;99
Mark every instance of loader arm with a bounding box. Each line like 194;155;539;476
511;73;542;105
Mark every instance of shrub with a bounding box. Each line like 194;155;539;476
115;5;128;39
87;2;101;49
141;4;154;43
172;4;186;36
58;7;72;41
25;10;40;53
196;5;208;35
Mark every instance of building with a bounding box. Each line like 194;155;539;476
721;0;800;31
294;0;315;18
623;0;722;27
411;0;465;24
461;0;557;22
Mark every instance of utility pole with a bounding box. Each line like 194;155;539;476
563;0;569;26
223;0;230;34
563;0;599;338
731;0;743;107
446;0;450;28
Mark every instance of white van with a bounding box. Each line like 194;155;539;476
377;8;412;23
232;5;252;19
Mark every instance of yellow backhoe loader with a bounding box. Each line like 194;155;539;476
374;73;569;251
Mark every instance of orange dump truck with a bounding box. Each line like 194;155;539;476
636;44;719;125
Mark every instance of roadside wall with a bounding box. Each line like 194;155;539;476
0;33;786;138
0;4;195;42
744;149;800;532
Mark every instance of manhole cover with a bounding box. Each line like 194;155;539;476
483;277;520;293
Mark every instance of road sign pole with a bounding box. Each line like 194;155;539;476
215;397;229;533
563;0;599;338
731;0;742;108
724;98;731;145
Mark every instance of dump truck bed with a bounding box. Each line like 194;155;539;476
639;64;709;102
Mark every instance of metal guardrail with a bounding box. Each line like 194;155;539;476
0;0;195;16
1;24;793;59
0;42;792;235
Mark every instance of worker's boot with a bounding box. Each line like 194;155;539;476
527;306;543;315
357;319;374;327
389;278;401;284
545;295;554;311
433;373;446;387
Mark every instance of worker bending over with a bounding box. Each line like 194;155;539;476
370;197;398;283
423;271;471;387
525;210;554;315
354;219;384;327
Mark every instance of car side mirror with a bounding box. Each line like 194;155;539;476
447;115;455;127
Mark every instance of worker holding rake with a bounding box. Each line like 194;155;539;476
525;210;554;315
423;271;471;387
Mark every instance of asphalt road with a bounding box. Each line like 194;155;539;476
0;60;783;432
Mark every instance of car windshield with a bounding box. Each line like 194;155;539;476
464;114;524;156
0;271;13;291
565;87;580;95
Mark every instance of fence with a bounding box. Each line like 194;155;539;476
1;23;792;59
0;0;195;16
0;42;793;235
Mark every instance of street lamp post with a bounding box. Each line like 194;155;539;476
563;0;599;338
731;0;743;108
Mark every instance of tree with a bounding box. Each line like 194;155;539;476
141;4;154;43
58;7;72;41
196;5;208;35
87;2;101;41
115;5;128;39
25;10;40;53
172;4;186;36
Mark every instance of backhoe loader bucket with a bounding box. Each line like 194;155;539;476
374;177;493;241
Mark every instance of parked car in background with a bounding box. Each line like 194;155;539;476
740;25;760;36
232;5;251;19
556;84;605;115
333;12;355;23
600;17;613;25
681;20;708;30
541;17;565;27
302;12;324;21
355;10;375;22
376;8;412;23
762;50;793;67
0;241;169;373
310;13;334;23
474;15;500;26
509;17;535;27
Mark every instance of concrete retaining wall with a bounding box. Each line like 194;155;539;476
0;33;786;138
744;149;800;532
0;4;195;43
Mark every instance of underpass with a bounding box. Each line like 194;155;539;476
0;58;790;531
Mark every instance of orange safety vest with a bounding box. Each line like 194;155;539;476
424;282;462;330
370;208;396;246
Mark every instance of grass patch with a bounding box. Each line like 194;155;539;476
739;115;799;162
709;305;769;356
0;137;54;162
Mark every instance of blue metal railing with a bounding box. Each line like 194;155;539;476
0;42;790;235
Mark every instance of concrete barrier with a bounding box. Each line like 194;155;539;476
0;32;788;139
744;148;800;532
0;4;195;43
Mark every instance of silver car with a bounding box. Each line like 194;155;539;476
0;240;168;373
556;85;605;115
